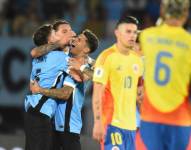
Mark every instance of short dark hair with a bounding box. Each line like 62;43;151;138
52;20;69;31
116;16;139;28
82;29;99;54
32;24;52;46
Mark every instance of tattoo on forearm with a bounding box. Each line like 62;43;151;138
40;86;73;100
95;100;101;120
35;43;60;57
96;116;100;120
96;106;100;110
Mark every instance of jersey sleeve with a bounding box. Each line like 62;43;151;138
63;75;76;88
93;53;111;85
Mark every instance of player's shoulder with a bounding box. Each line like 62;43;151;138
178;29;191;52
48;50;68;59
141;26;158;36
45;50;68;65
96;44;116;64
181;29;191;40
48;50;65;56
99;44;116;57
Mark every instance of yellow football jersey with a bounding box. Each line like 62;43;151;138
93;44;143;130
140;24;191;126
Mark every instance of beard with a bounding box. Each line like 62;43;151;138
124;43;134;49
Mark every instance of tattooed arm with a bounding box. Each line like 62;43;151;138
92;82;105;142
31;43;60;58
83;56;95;79
30;80;73;100
39;86;73;100
80;67;94;80
136;76;144;110
68;58;94;80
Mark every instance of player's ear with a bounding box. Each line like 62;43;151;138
160;4;165;19
114;29;119;38
84;47;90;54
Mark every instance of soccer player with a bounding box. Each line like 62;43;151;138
24;22;76;150
30;20;95;79
30;19;95;64
92;16;144;150
30;20;75;58
136;0;191;150
30;29;99;150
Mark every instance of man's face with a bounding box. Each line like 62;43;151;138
70;34;89;56
53;24;76;47
115;23;138;49
48;29;57;43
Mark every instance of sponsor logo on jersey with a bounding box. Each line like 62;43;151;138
132;64;139;74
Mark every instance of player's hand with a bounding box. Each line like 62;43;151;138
92;121;105;142
68;58;84;71
69;69;83;82
30;80;41;94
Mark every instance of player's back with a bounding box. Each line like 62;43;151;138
31;50;69;88
140;24;191;126
25;50;69;117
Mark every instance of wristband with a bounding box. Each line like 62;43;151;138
80;65;87;72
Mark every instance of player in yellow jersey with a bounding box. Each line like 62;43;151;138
136;0;191;150
92;16;144;150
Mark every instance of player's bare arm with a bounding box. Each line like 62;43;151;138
68;58;94;80
92;82;105;142
137;85;144;110
82;67;93;80
83;57;95;80
93;84;102;120
87;57;95;67
30;80;73;100
31;43;60;58
136;76;144;109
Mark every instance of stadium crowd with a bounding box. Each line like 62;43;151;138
0;0;190;38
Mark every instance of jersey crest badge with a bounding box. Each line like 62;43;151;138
132;64;139;74
112;146;120;150
95;67;104;78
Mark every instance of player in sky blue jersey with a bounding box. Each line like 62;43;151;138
24;21;76;150
30;29;99;150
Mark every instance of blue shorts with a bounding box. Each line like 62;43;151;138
136;106;140;128
136;121;191;150
102;124;136;150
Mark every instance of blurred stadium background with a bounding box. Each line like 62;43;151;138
0;0;190;149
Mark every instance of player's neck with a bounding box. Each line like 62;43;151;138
73;54;87;61
63;46;70;53
164;19;184;27
116;43;131;55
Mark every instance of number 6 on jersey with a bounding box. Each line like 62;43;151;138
154;51;173;86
